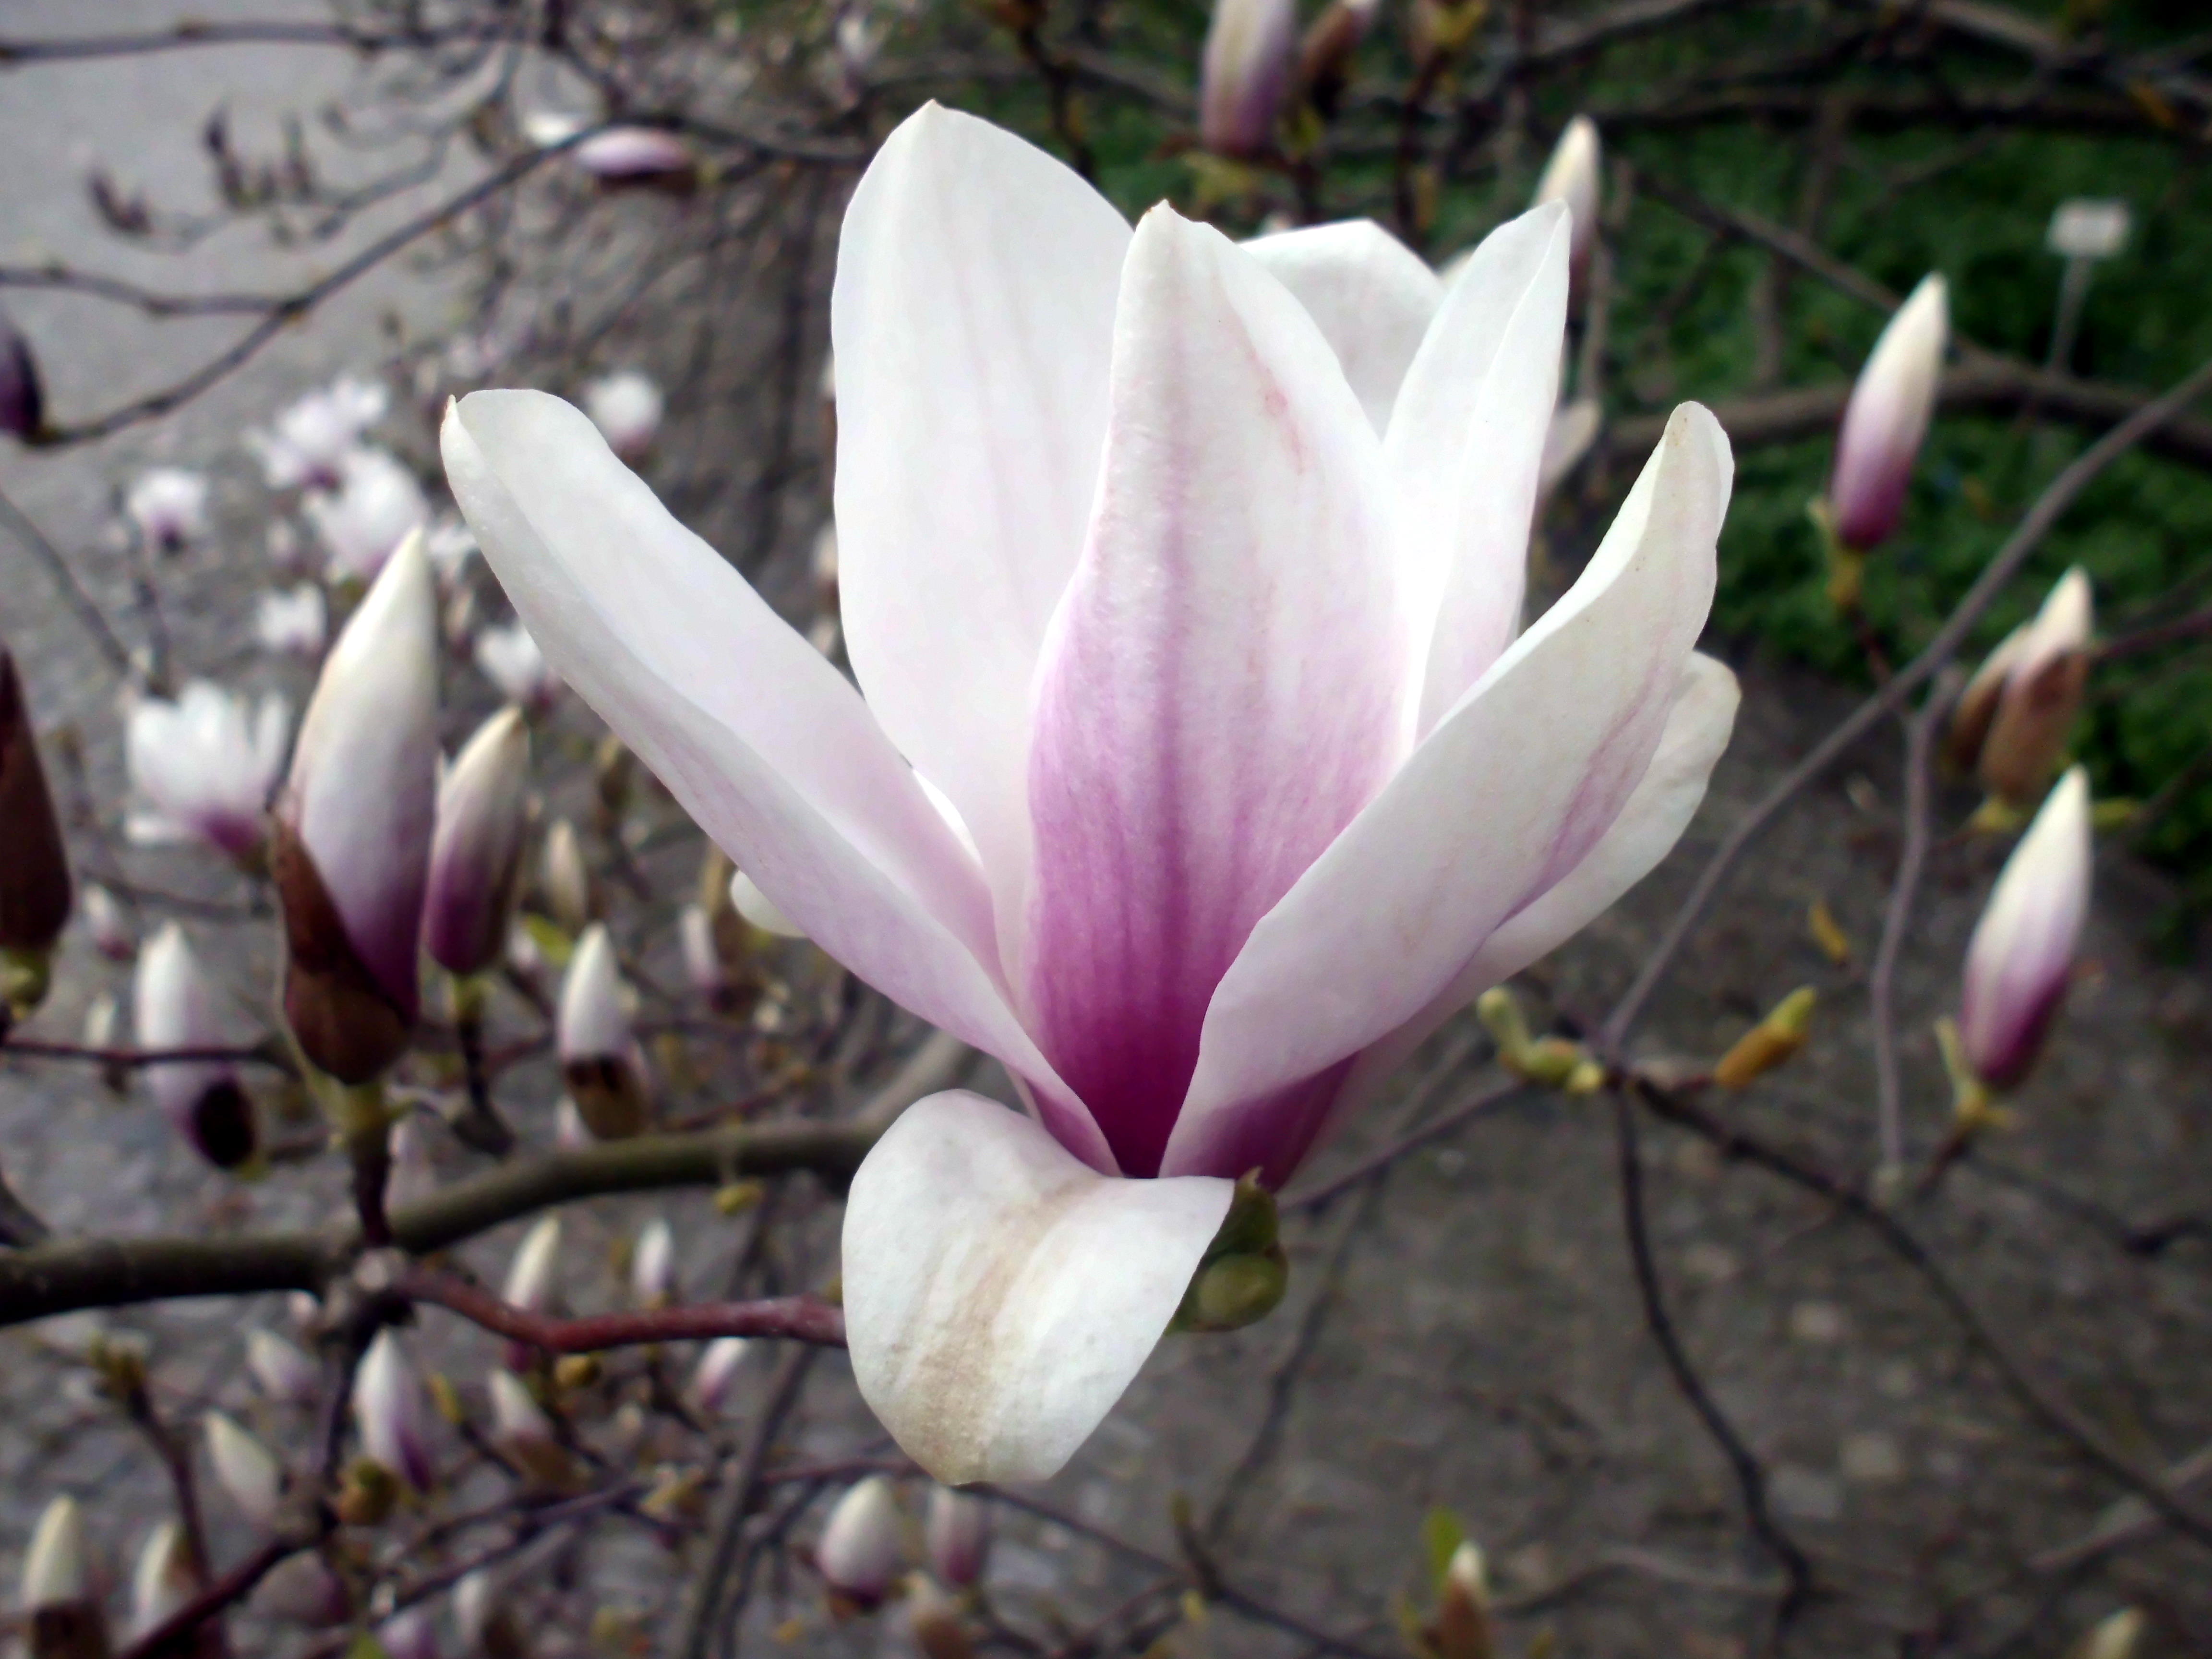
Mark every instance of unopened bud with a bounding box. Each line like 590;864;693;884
129;1521;196;1642
376;1606;440;1659
1959;767;2090;1091
1827;274;1948;553
354;1329;434;1493
22;1495;106;1659
558;926;650;1139
247;1328;320;1407
1473;986;1533;1067
488;1371;575;1488
1711;987;1817;1088
424;708;532;979
1199;0;1298;158
205;1410;284;1525
817;1476;902;1609
730;870;803;939
541;820;592;937
679;903;728;1006
583;372;663;464
1430;1542;1492;1659
551;1353;600;1392
907;1575;973;1659
335;1457;400;1526
503;1215;563;1316
0;306;44;442
82;885;132;963
631;1217;675;1307
1173;1175;1287;1333
1531;117;1600;302
1979;569;2092;809
2073;1608;2143;1659
248;1551;351;1627
0;647;72;992
925;1485;988;1589
134;924;257;1169
1294;0;1378;120
690;1336;749;1415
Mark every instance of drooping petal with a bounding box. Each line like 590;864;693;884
1241;220;1442;432
1169;404;1730;1178
832;104;1130;973
842;1091;1234;1483
1327;652;1739;1136
1023;206;1405;1178
443;392;1109;1168
1388;203;1571;733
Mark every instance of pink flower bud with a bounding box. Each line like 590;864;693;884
582;371;663;462
1959;766;2091;1091
125;468;210;553
305;447;430;582
275;530;438;1083
129;1521;195;1641
558;925;650;1139
247;1328;321;1406
424;707;533;977
205;1411;284;1525
924;1485;988;1588
124;681;290;866
572;127;699;185
0;647;71;958
817;1476;902;1608
0;306;43;442
1531;117;1601;300
1978;568;2092;809
133;924;257;1169
689;1336;748;1414
631;1216;676;1306
1828;274;1948;553
355;1329;435;1491
1199;0;1298;158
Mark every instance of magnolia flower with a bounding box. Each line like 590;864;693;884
502;1214;563;1314
205;1411;284;1524
1948;568;2092;808
557;924;649;1138
0;305;42;441
129;1522;195;1640
1531;116;1601;299
0;646;72;963
474;619;561;713
690;1336;749;1414
247;1328;320;1406
305;447;430;581
583;371;664;461
355;1328;434;1491
255;583;329;658
125;681;289;863
125;467;210;552
1199;0;1297;158
249;374;389;491
273;532;438;1083
632;1216;676;1305
424;707;533;977
1828;274;1948;553
135;924;257;1168
572;127;698;184
1959;766;2091;1091
925;1485;988;1588
817;1476;902;1607
444;107;1737;1482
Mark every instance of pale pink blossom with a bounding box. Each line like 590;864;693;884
247;1328;320;1406
1828;274;1948;552
129;1523;196;1640
305;446;431;580
444;107;1737;1483
249;375;389;491
1959;765;2091;1090
255;584;328;658
125;467;210;552
926;1485;988;1587
126;681;289;862
572;127;697;182
473;619;561;713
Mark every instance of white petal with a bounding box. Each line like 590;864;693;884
843;1091;1233;1483
1241;220;1442;432
1168;405;1730;1176
1388;203;1571;733
831;104;1130;972
443;392;1108;1168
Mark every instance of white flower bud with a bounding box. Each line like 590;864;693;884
424;707;533;977
582;372;664;462
134;923;256;1169
631;1217;676;1306
1829;274;1948;553
690;1336;749;1415
355;1329;434;1491
1199;0;1297;159
1531;117;1601;297
129;1521;196;1640
247;1328;321;1406
924;1484;987;1588
473;621;561;715
82;885;132;962
205;1410;284;1525
817;1476;902;1607
502;1215;563;1314
1959;766;2092;1092
542;820;591;936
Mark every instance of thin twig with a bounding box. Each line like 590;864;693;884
1869;675;1953;1180
676;1344;818;1659
397;1266;848;1350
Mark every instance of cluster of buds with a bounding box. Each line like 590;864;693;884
0;646;72;1020
1473;986;1604;1093
1946;568;2093;814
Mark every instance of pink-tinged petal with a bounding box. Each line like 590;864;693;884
1327;652;1738;1137
843;1091;1234;1483
1170;404;1731;1178
1388;204;1571;733
1959;765;2091;1089
832;104;1130;971
1023;206;1406;1178
1241;220;1442;432
443;391;1110;1169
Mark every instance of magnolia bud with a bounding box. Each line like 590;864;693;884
473;622;560;716
582;371;664;463
487;1371;574;1488
22;1494;105;1659
1531;117;1600;301
1173;1175;1287;1333
541;820;592;936
125;468;210;554
248;1552;350;1627
455;1569;529;1659
128;1521;195;1641
1828;274;1948;553
1431;1542;1492;1659
424;708;532;977
134;925;257;1169
731;870;803;939
631;1217;676;1307
82;886;132;963
558;925;649;1139
1960;767;2091;1092
925;1485;988;1589
124;682;289;867
205;1411;284;1525
0;649;71;1005
2076;1608;2144;1659
907;1575;973;1659
1294;0;1379;120
690;1336;749;1415
571;127;699;188
0;306;44;441
275;530;437;1083
247;1328;320;1407
503;1215;563;1316
1712;986;1817;1088
817;1476;902;1609
377;1605;441;1659
678;903;727;1005
1979;569;2092;809
1199;0;1297;158
305;447;429;582
355;1329;435;1492
1946;622;2028;777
